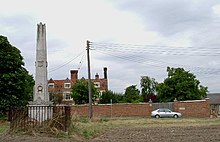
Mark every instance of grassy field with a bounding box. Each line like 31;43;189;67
1;117;220;140
67;117;220;140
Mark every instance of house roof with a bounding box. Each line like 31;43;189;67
207;93;220;104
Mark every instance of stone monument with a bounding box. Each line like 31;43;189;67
29;22;52;122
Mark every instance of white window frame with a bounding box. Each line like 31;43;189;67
94;82;101;88
64;83;71;88
63;92;71;100
48;83;55;88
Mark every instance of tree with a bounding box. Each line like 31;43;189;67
123;85;141;103
140;76;158;102
99;90;123;104
156;67;208;102
0;36;34;115
49;92;63;105
71;79;99;104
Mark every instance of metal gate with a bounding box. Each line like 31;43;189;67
152;102;174;111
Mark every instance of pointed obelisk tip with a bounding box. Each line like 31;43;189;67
38;22;46;26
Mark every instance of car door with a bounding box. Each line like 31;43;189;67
159;109;166;117
164;109;172;117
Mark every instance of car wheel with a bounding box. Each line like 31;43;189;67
173;114;178;118
155;115;160;118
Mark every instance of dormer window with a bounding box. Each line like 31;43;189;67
94;82;100;88
48;83;54;88
64;83;71;88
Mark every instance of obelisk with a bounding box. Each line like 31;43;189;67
33;22;49;104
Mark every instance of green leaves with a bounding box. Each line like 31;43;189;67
124;85;141;103
156;67;208;102
0;35;34;115
71;79;99;104
140;76;157;102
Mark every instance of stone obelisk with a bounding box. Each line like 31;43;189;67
28;23;52;122
32;22;49;104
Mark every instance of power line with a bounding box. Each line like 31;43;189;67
91;42;220;56
92;41;220;77
49;50;86;73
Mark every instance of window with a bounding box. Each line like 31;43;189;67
94;82;100;88
63;92;71;100
210;105;215;114
218;105;220;115
64;83;71;88
48;83;54;88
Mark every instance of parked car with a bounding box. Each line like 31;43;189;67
151;108;182;118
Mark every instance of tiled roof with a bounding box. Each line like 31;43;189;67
207;93;220;104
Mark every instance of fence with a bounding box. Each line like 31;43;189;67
152;102;174;111
8;105;71;132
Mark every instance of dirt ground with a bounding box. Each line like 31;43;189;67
90;125;220;142
1;125;220;142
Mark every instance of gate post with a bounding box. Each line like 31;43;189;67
64;106;71;132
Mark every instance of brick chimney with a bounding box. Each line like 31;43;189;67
103;67;107;79
70;70;78;81
95;73;99;79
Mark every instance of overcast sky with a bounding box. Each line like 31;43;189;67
0;0;220;93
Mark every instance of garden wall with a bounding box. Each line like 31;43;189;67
71;98;211;118
173;98;210;118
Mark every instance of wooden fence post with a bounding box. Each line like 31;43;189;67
64;106;71;132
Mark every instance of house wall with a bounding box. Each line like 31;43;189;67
70;99;211;118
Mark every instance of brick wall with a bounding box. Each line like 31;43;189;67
173;98;210;118
71;99;211;118
71;103;152;117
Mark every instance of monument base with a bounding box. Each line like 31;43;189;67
28;98;53;122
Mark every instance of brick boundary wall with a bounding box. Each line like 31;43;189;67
70;99;211;118
173;98;210;118
71;103;152;117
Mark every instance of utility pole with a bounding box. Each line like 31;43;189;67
87;40;93;119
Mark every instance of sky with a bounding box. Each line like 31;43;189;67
0;0;220;93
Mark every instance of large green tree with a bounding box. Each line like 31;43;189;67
99;90;123;104
156;67;208;102
140;76;158;102
0;36;34;114
71;79;99;104
123;85;141;103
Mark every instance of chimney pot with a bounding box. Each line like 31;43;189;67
103;67;107;79
95;73;99;79
70;70;78;81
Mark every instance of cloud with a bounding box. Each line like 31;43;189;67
0;0;220;93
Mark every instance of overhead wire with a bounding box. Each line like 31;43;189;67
92;42;220;56
91;41;220;77
49;50;86;73
77;51;86;70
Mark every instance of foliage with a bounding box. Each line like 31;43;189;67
140;76;158;102
99;90;123;104
50;93;63;105
156;67;208;102
0;36;34;115
123;85;141;103
71;79;99;104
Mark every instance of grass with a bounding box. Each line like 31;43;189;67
67;117;220;140
0;120;9;133
1;116;220;140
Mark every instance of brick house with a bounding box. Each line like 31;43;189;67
48;67;108;103
207;93;220;118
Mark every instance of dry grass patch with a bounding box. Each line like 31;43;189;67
0;120;9;133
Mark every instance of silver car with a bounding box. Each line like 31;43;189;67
151;108;182;118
